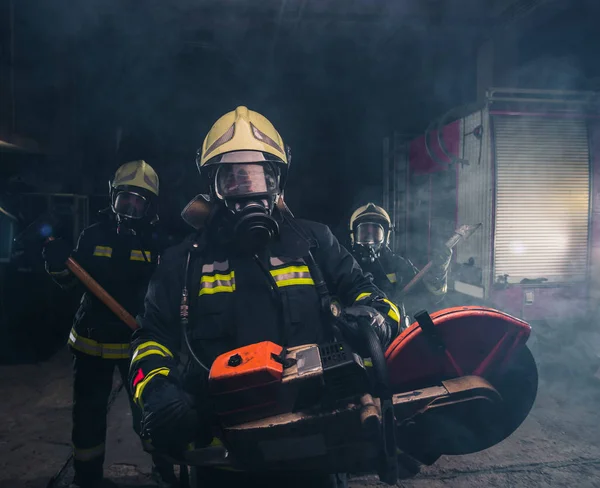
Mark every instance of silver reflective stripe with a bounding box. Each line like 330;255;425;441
272;270;312;281
68;328;130;359
202;260;230;273
270;265;314;287
69;330;101;357
199;270;236;295
270;256;306;267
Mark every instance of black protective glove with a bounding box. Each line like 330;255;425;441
42;238;72;272
340;305;393;352
140;380;198;454
431;245;452;272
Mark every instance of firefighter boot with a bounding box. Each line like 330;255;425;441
151;456;179;488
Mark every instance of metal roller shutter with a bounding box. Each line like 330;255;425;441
493;115;590;284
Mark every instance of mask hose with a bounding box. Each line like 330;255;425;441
181;245;210;373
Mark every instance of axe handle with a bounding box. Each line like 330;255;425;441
401;260;434;296
65;257;139;331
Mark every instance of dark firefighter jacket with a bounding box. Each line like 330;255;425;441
129;216;400;407
49;210;168;359
359;248;448;321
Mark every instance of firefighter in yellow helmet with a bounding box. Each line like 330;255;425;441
349;203;452;328
127;107;400;488
42;161;176;488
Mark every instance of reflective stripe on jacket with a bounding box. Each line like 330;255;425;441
68;327;130;360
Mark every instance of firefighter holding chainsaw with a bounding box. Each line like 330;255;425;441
349;203;452;330
128;107;401;488
42;160;176;488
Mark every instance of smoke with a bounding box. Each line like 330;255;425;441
9;0;495;228
12;2;600;385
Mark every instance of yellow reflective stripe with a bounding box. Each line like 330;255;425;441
270;265;310;276
131;349;167;364
386;273;397;284
269;266;314;287
200;285;236;295
93;245;113;258
276;278;315;287
73;442;105;461
201;272;235;283
131;342;173;365
69;331;101;357
199;271;236;295
355;292;372;302
50;269;70;277
101;349;130;360
382;298;400;324
130;249;152;262
134;367;170;407
68;328;130;359
135;341;173;357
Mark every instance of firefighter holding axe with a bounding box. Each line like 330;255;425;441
40;160;176;488
348;203;481;329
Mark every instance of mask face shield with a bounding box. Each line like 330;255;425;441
214;162;279;201
113;191;149;220
356;222;385;247
209;153;282;252
354;222;386;262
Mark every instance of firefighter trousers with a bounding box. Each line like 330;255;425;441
71;349;171;483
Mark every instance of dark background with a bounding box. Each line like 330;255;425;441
1;0;600;361
0;0;597;232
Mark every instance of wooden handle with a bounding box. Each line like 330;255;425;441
401;260;434;296
65;257;139;331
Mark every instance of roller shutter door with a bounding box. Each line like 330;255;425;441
493;115;590;284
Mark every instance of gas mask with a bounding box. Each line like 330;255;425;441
212;158;280;252
111;189;152;236
353;222;386;263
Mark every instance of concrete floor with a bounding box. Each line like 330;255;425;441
2;345;600;488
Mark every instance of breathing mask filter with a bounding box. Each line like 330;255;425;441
211;152;281;251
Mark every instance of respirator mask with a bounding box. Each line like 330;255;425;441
354;222;386;263
213;154;281;251
112;189;152;236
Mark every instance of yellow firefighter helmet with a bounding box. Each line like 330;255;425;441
198;106;288;167
349;203;392;246
111;160;159;197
